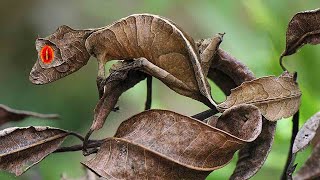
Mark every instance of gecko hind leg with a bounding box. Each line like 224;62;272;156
131;57;213;107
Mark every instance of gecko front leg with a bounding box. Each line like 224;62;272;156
97;61;106;99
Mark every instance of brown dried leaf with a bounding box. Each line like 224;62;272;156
91;62;147;131
281;8;320;57
293;112;320;153
83;107;262;179
218;71;301;121
230;120;276;180
196;42;277;179
0;126;69;176
0;104;59;126
294;142;320;180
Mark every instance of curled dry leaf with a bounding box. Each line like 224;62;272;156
217;71;301;121
0;104;59;126
91;62;147;131
0;126;69;176
196;41;276;180
281;8;320;57
83;107;262;179
294;142;320;180
293;112;320;153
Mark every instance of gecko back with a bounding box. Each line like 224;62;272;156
30;14;214;107
85;14;212;103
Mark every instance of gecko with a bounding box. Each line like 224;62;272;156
29;13;223;109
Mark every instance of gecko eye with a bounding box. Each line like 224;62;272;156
40;45;54;64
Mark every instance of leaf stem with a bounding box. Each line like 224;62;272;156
69;132;85;141
281;110;299;180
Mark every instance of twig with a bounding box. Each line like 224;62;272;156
55;140;104;153
279;55;287;71
83;129;94;156
145;76;152;110
281;110;300;180
69;132;85;141
192;109;218;121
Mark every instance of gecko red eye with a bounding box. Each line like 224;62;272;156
40;45;54;64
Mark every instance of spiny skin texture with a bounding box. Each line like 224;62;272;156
30;14;220;107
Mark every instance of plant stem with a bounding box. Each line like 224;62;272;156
281;110;299;180
54;140;104;154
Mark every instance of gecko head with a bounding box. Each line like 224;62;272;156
30;25;93;84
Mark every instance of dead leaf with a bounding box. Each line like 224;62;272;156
91;62;147;131
293;112;320;153
230;120;276;180
294;142;320;180
0;126;69;176
196;43;277;180
281;8;320;57
0;104;59;126
83;107;262;179
217;71;301;121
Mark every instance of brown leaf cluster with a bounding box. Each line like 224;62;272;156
3;8;319;180
83;107;262;179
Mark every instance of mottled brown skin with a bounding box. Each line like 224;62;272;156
30;14;223;108
30;25;92;84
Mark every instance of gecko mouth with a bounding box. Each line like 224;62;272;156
29;61;50;85
29;70;46;85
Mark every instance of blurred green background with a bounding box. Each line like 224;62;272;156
0;0;319;179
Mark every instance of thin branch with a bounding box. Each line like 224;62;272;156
69;132;85;142
279;55;287;71
281;110;300;180
54;140;104;153
192;109;218;121
83;129;94;156
145;76;152;110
